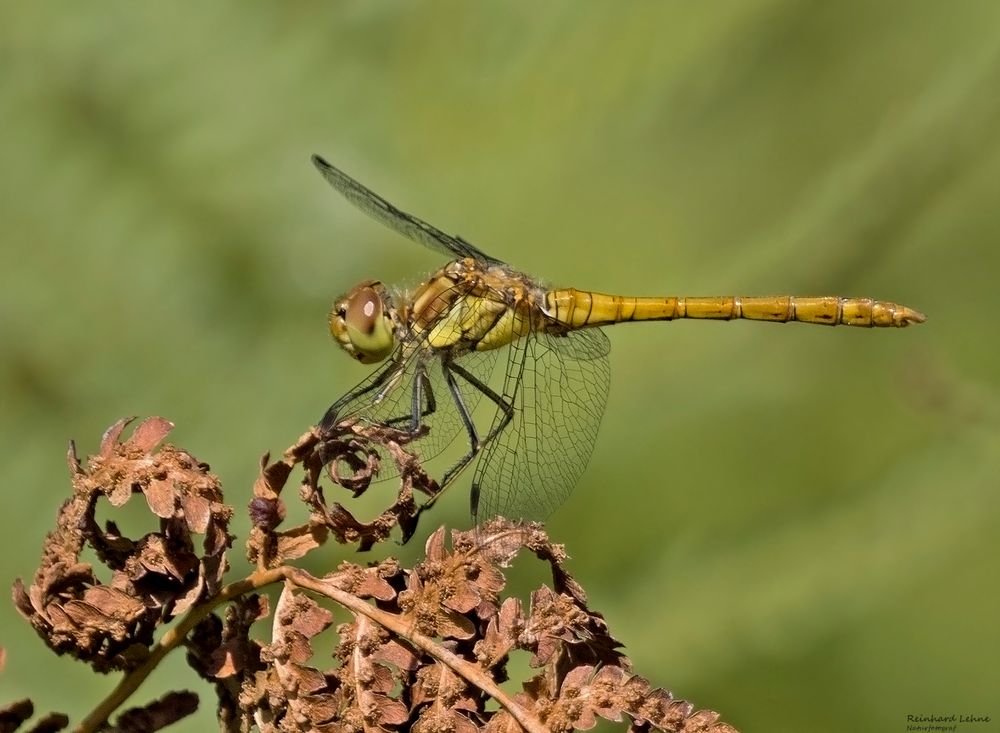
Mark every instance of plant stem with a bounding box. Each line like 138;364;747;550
76;566;545;733
286;568;546;733
73;568;286;733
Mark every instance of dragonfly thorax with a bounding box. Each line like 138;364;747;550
329;280;397;364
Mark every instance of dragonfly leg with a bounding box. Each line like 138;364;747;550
451;364;516;524
449;361;513;447
320;360;400;431
323;358;438;436
417;359;514;517
412;370;430;432
380;368;437;432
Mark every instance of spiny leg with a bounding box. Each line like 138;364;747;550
320;360;400;431
412;369;434;432
380;368;436;432
443;360;514;490
415;358;513;517
467;357;520;525
321;360;437;440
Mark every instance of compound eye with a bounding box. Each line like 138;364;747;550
339;282;394;364
345;286;382;335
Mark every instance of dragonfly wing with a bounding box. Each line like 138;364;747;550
471;327;611;523
322;343;501;484
312;155;504;266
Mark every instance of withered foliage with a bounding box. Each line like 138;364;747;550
0;692;200;733
12;417;233;673
9;418;739;733
105;692;200;733
0;698;69;733
247;421;439;560
195;523;736;733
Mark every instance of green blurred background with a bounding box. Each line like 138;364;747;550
2;2;998;731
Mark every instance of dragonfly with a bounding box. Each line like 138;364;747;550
312;154;925;527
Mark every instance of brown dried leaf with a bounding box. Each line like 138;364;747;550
677;710;740;733
412;694;479;733
339;615;409;728
276;521;330;563
246;422;440;564
326;559;400;602
232;523;737;732
107;691;198;733
99;418;131;457
18;413;740;732
399;572;476;640
18;714;70;733
475;596;524;670
0;700;68;733
12;418;233;672
124;416;175;454
186;595;271;733
371;637;421;673
412;661;478;715
142;478;177;519
482;708;528;733
244;583;411;732
0;699;35;733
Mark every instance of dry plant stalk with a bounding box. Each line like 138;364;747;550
5;416;738;733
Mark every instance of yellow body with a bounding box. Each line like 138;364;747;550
397;257;925;358
544;289;926;330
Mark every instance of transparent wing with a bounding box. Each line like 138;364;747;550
471;327;612;523
319;275;502;483
321;346;500;485
311;155;504;266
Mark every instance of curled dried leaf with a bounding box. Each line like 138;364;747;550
12;418;234;672
15;417;737;733
246;421;439;566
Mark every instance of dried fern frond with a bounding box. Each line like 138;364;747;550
9;418;737;733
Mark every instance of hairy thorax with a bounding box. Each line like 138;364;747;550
404;258;554;354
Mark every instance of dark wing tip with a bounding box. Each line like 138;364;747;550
311;153;331;170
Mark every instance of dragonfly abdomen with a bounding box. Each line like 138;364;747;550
545;290;925;328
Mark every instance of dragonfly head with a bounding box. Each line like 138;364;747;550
329;280;396;364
